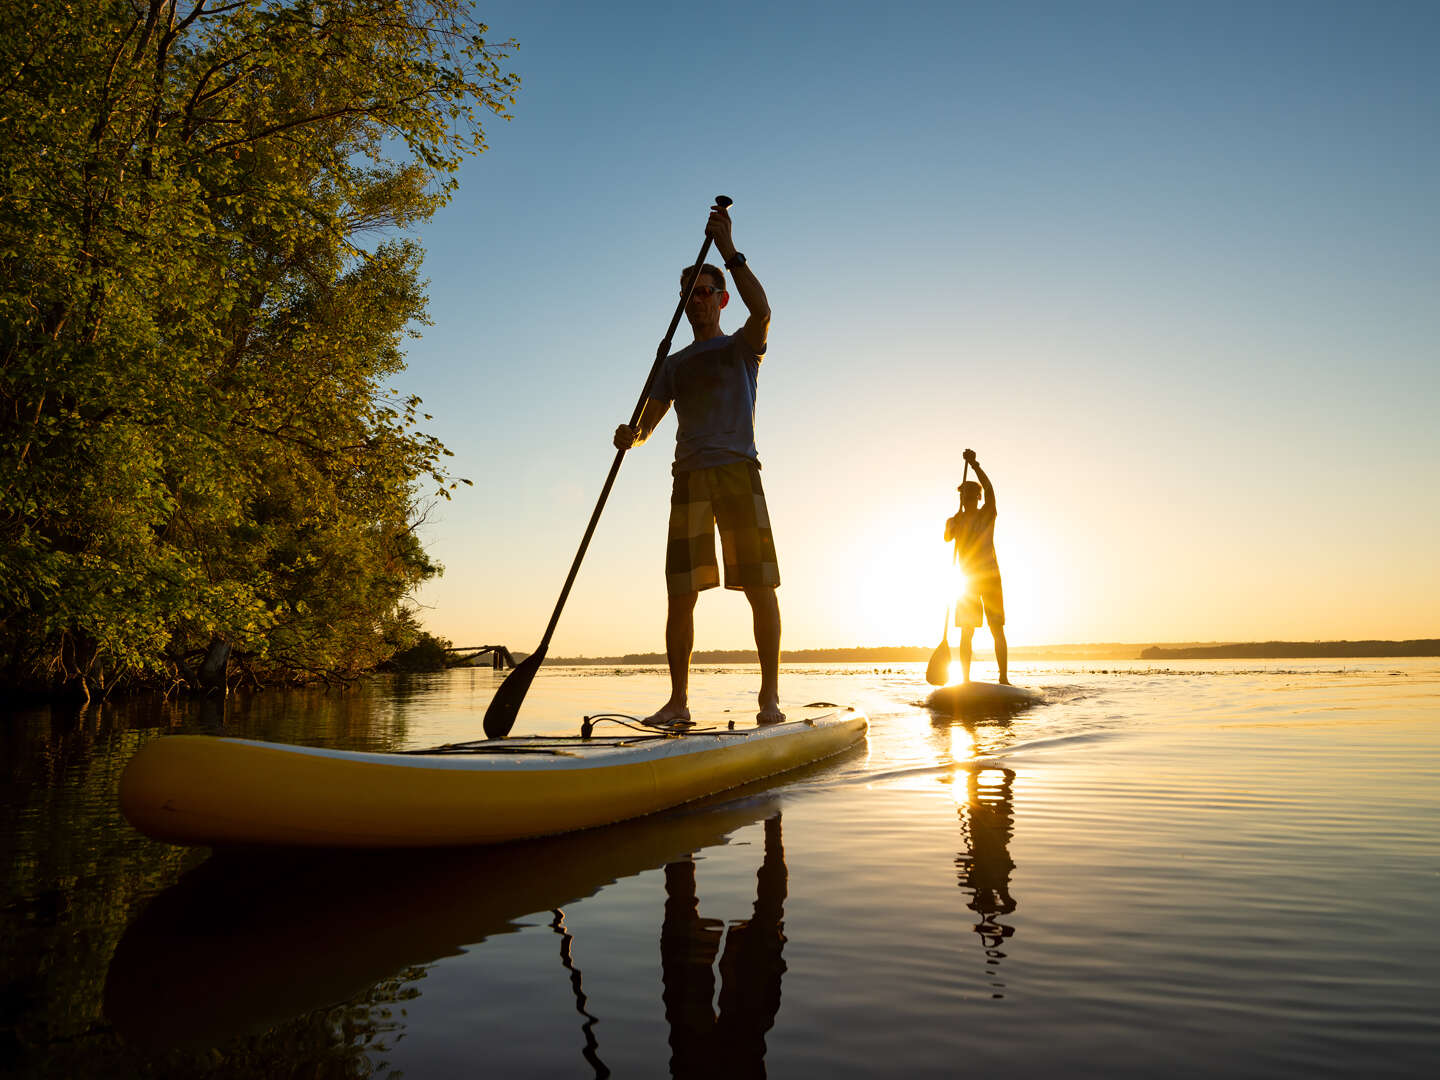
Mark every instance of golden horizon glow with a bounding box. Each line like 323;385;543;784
843;509;1060;653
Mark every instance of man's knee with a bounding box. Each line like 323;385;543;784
668;590;699;613
743;585;779;609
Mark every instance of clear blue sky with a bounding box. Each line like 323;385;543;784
397;0;1439;654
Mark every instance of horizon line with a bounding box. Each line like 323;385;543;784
543;637;1440;663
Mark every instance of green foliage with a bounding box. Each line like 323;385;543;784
384;623;453;672
0;1;516;697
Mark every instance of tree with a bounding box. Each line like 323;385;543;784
0;1;517;699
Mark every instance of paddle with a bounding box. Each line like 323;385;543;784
925;460;969;686
924;606;952;687
483;196;734;739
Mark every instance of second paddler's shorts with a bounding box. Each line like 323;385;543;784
957;571;1005;629
666;461;780;594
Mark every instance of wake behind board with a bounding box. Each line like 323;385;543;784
925;681;1042;715
119;709;868;849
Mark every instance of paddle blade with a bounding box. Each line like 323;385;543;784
925;641;952;686
482;646;547;739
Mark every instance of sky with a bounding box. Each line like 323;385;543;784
394;0;1439;656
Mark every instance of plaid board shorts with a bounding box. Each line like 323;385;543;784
957;571;1005;629
666;461;780;594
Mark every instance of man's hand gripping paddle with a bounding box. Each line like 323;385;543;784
483;197;734;739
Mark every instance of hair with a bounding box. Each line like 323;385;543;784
680;262;726;293
960;480;982;502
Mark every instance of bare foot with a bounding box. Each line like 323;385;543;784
756;698;785;725
642;703;692;728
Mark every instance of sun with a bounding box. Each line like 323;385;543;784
842;512;1052;649
847;520;960;645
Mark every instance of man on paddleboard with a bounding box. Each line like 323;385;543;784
614;201;783;727
945;449;1010;685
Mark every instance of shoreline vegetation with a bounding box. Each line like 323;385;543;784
0;4;518;704
549;639;1440;665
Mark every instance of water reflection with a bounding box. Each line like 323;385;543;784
930;708;1020;1000
955;768;1017;999
661;814;787;1078
549;908;609;1078
103;793;782;1061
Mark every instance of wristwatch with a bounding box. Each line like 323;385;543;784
724;252;747;270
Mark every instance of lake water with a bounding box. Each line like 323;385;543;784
3;659;1438;1078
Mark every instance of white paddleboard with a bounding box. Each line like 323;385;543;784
925;681;1042;713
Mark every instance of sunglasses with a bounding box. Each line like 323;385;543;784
683;285;725;299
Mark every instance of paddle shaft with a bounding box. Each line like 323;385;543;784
927;460;971;685
950;457;973;587
533;199;730;655
946;460;970;629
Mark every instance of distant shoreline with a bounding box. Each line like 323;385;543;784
551;639;1440;665
1138;639;1440;660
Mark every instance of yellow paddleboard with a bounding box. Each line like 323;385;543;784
119;709;867;848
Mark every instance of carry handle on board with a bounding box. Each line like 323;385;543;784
483;197;735;739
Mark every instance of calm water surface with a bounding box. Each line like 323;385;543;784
3;660;1438;1077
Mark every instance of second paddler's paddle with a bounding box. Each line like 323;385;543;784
924;602;952;686
926;460;969;686
484;196;734;739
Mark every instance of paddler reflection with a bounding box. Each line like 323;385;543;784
955;767;1018;998
660;813;788;1077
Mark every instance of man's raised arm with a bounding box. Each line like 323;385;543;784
708;204;769;355
967;451;997;510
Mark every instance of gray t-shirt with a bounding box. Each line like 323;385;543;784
651;332;765;473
